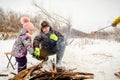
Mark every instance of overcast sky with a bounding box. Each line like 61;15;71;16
0;0;120;33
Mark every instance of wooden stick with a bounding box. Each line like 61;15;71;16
91;25;111;35
0;74;8;77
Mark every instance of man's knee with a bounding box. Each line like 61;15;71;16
56;41;65;50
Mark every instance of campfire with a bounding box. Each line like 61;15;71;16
9;60;94;80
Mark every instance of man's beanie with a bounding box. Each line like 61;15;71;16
41;21;50;28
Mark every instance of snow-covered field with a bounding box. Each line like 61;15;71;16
0;0;120;80
0;38;120;80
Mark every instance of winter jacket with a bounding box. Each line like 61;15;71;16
12;28;34;58
33;27;64;53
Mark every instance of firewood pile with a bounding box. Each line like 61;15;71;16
9;60;94;80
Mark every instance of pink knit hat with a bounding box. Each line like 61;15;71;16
20;16;30;25
23;22;34;31
21;16;34;31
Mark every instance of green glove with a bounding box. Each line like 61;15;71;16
50;33;58;41
33;47;40;57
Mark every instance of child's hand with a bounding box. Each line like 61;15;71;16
26;33;32;37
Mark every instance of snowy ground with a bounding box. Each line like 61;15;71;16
0;38;120;80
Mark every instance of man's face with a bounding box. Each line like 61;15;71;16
42;27;50;34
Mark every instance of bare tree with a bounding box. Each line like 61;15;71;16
32;1;73;45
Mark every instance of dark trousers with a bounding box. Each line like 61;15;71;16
15;56;27;73
40;41;65;65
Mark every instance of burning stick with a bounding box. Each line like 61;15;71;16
91;25;111;35
91;31;97;35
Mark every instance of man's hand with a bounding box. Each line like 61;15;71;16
50;34;58;41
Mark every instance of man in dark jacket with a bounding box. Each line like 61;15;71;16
33;21;65;67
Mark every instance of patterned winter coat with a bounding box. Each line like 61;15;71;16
33;27;64;53
12;28;34;58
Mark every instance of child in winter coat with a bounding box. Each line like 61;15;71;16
11;17;35;73
33;21;65;67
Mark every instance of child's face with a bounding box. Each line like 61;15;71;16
42;27;50;34
27;29;34;35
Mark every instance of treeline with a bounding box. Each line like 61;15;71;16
0;3;72;42
0;4;120;43
0;7;42;33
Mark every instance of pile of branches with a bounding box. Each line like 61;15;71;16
10;61;94;80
